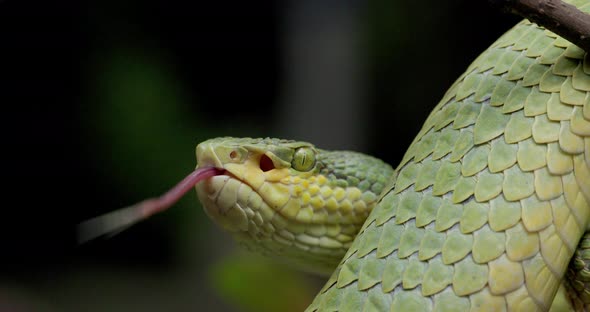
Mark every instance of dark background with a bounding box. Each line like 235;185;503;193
0;0;519;311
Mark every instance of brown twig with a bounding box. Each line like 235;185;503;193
489;0;590;52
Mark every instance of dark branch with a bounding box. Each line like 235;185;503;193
489;0;590;52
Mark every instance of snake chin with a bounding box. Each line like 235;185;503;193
196;174;260;233
195;174;347;275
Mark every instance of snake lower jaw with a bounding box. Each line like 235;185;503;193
196;175;252;232
195;174;351;275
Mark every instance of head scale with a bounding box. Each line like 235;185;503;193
195;137;393;275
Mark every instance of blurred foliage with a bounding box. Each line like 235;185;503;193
209;252;317;312
83;46;213;248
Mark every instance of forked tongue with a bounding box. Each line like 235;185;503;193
77;167;223;244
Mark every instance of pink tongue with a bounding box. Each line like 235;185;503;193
77;167;223;244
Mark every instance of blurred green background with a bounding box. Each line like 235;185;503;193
1;0;518;311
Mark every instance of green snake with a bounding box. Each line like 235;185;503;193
80;1;590;310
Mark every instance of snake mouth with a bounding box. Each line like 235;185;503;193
217;169;240;183
204;168;259;198
195;167;270;234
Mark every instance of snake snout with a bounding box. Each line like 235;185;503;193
195;141;226;169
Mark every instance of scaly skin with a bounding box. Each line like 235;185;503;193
306;1;590;311
567;232;590;310
195;137;393;275
78;3;589;304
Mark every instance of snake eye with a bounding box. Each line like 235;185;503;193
292;147;316;172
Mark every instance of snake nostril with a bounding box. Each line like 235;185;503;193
229;150;238;160
259;154;275;172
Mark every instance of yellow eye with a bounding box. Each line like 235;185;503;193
292;147;316;172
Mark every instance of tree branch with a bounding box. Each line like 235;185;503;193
489;0;590;52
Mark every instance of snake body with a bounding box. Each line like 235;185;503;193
196;1;590;310
306;2;590;310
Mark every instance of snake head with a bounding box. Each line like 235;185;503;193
196;137;318;231
195;137;393;275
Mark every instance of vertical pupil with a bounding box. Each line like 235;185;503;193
293;148;314;171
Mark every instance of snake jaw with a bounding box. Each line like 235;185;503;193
195;159;291;234
193;137;393;275
196;175;251;232
195;139;284;235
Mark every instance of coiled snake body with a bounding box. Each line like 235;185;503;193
81;1;590;310
304;2;590;310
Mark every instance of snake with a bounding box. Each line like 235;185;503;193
79;1;590;310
